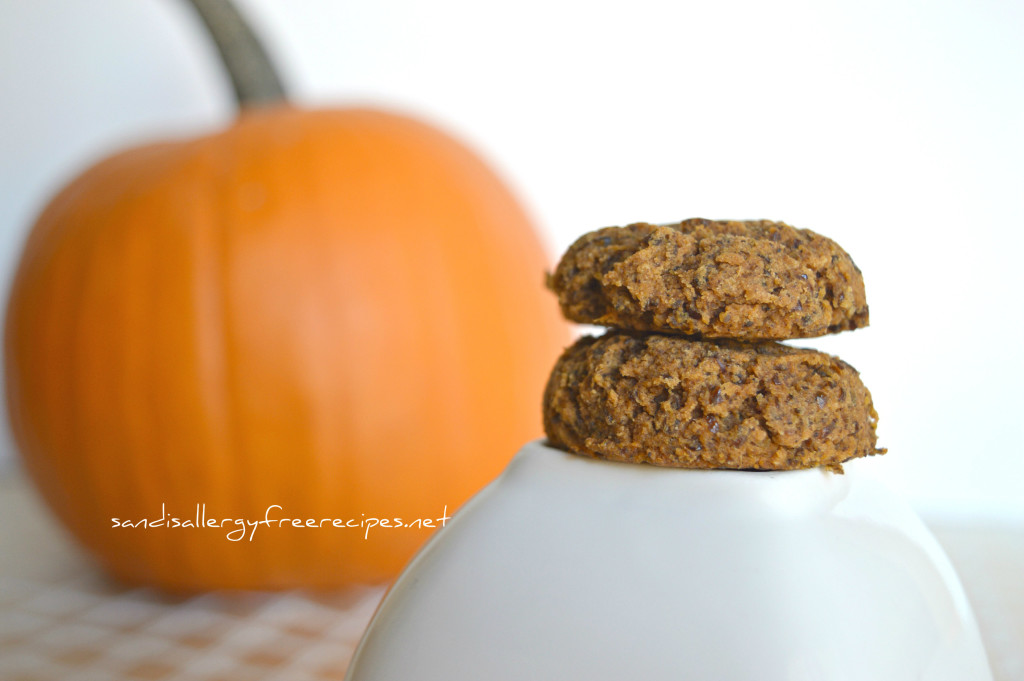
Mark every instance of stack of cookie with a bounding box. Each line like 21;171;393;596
542;219;884;472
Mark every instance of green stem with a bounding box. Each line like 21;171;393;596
184;0;287;108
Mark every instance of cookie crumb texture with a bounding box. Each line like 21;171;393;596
549;219;868;340
543;332;884;471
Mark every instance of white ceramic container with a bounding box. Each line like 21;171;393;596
346;440;992;681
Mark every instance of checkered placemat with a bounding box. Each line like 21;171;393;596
0;573;385;681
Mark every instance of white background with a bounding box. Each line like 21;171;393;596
1;0;1022;518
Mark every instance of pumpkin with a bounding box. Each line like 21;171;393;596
4;0;569;590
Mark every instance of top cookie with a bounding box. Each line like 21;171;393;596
548;219;868;340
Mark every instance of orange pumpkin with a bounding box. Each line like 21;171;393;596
4;1;569;590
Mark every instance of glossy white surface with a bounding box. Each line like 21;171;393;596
346;440;993;681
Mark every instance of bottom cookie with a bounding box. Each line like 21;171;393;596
543;331;884;471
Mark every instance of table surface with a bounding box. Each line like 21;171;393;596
1;472;1022;681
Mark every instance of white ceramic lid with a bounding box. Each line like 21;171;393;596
346;440;992;681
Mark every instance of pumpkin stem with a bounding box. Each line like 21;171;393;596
184;0;287;107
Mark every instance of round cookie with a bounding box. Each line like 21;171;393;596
547;219;868;340
543;331;884;471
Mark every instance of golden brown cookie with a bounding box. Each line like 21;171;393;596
547;219;868;340
543;331;884;471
